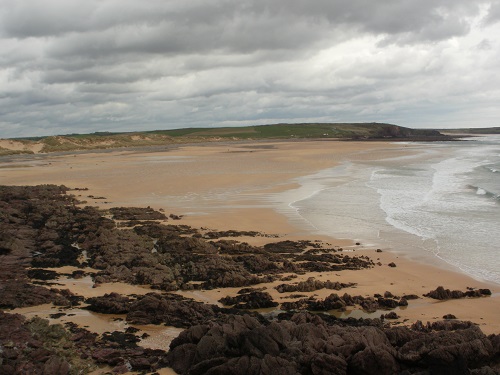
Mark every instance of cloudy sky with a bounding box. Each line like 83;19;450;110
1;0;499;138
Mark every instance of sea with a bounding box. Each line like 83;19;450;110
275;135;500;285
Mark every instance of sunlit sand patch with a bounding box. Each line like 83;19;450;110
136;325;184;350
38;266;154;299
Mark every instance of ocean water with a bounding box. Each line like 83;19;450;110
277;136;500;285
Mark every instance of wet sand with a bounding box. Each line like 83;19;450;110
2;140;499;366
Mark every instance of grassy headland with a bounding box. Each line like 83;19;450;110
3;122;452;153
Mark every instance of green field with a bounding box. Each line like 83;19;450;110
148;122;443;140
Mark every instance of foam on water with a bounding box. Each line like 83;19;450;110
275;135;500;285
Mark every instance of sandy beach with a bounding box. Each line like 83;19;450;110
1;139;499;373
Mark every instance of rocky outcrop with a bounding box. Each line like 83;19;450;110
85;292;132;314
263;240;317;253
167;312;500;375
0;282;81;309
1;185;377;298
425;286;492;300
0;312;94;374
109;206;167;220
126;293;220;327
219;291;278;309
0;310;169;374
275;277;356;293
281;292;408;313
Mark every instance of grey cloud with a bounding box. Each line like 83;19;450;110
484;1;500;24
1;0;499;138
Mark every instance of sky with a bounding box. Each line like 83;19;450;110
1;1;500;138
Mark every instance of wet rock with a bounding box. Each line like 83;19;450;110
383;312;399;320
86;292;132;314
425;286;492;300
168;312;500;375
101;331;141;348
0;282;75;309
109;207;167;221
360;297;379;313
42;356;70;375
275;277;356;293
398;298;408;307
263;240;312;253
282;292;408;314
27;268;60;280
219;291;278;309
377;298;399;309
71;270;86;279
0;312;95;374
126;293;220;328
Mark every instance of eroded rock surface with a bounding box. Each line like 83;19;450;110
167;312;500;375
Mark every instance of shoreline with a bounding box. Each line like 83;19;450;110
1;140;498;335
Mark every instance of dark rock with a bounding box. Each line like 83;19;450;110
109;207;167;220
398;298;408;307
42;356;70;375
102;331;141;348
443;314;457;320
71;270;86;279
425;286;492;300
0;282;74;309
27;268;60;280
377;298;399;309
478;289;492;296
219;291;278;309
168;312;500;375
0;311;95;374
237;287;267;294
126;293;220;328
348;345;399;375
388;262;396;267
49;313;67;319
383;312;399;320
263;240;311;253
360;298;379;313
275;277;356;293
85;293;132;314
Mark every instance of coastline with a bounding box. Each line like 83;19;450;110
1;139;499;361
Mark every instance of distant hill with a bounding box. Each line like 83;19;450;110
1;123;453;154
439;127;500;135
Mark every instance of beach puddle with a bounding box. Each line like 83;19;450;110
10;304;128;334
136;325;184;350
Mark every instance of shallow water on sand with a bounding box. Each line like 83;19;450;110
274;136;500;285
